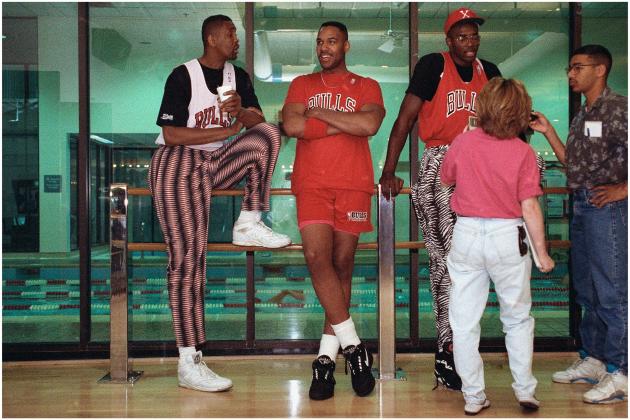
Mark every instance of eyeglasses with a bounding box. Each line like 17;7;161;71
453;34;481;43
565;63;599;74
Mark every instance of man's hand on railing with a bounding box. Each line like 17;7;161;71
378;172;404;200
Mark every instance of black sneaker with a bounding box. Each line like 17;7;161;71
434;343;462;391
343;343;375;397
309;355;336;400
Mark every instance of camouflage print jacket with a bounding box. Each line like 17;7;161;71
566;87;628;190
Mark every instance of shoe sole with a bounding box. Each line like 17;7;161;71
465;401;490;416
434;382;462;392
519;401;540;410
309;392;334;401
179;382;233;392
552;377;599;384
583;394;627;404
232;240;291;248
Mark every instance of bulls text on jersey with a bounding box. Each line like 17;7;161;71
308;93;356;112
445;90;477;118
194;107;231;129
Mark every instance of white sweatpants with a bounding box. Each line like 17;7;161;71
447;217;537;404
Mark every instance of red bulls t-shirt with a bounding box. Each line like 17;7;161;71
285;71;383;194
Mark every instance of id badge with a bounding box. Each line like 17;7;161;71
584;121;602;137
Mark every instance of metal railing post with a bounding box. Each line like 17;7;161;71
377;185;405;380
99;183;142;384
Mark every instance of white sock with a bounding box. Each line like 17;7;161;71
178;346;197;360
317;334;340;361
235;210;261;225
331;317;361;350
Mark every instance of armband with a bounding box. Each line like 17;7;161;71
303;118;329;139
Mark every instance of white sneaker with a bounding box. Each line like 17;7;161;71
517;395;540;410
178;351;233;392
583;370;628;404
232;221;291;248
552;356;607;384
464;399;490;415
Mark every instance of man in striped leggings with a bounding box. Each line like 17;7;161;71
379;8;500;390
149;14;290;393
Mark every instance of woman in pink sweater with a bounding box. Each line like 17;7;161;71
440;78;555;415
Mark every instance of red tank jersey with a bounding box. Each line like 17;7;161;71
285;72;383;194
418;52;489;148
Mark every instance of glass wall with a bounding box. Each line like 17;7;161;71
2;3;80;342
582;2;628;95
2;2;627;352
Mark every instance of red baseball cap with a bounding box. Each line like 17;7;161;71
444;7;485;35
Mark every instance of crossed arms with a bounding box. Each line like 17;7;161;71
282;102;385;139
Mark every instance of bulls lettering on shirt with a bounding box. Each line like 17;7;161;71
308;92;357;112
285;72;384;194
418;52;489;148
155;60;236;152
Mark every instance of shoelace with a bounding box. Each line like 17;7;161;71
595;373;613;389
240;221;274;237
344;349;366;375
196;360;219;379
313;366;331;381
568;358;587;372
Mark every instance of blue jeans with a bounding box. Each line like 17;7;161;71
572;189;628;373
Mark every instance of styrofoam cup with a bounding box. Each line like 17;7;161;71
217;85;233;101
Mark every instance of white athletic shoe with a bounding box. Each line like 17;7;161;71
464;399;490;415
517;394;540;410
583;370;628;404
178;351;233;392
552;356;607;384
232;221;291;248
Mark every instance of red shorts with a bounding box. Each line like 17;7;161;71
296;189;373;236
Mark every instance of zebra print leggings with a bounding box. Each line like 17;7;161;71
148;122;281;347
411;145;456;353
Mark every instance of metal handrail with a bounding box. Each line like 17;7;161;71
128;186;571;197
106;183;571;383
126;186;571;251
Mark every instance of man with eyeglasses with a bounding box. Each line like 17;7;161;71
531;44;627;405
379;7;500;391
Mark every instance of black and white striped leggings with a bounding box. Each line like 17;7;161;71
148;122;280;347
411;146;456;353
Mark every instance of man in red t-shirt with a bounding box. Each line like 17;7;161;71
379;8;500;391
283;21;385;400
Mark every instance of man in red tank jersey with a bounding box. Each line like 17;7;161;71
379;7;501;391
282;21;385;400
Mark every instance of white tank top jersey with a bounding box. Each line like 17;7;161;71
155;60;236;152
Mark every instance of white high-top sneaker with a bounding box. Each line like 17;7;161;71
583;370;628;404
178;351;232;392
232;221;291;248
552;356;607;384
